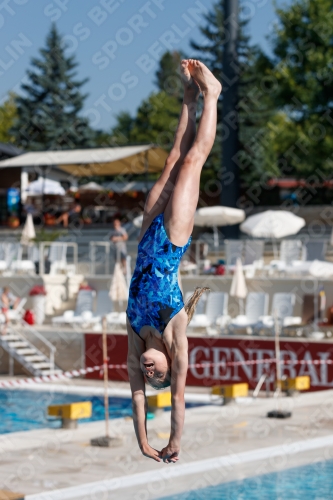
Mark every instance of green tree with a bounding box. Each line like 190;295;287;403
155;50;184;99
129;92;180;147
190;1;276;186
270;0;333;178
12;24;94;150
109;111;135;146
109;52;183;150
0;93;17;143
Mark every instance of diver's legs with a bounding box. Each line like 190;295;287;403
164;60;222;246
139;61;199;240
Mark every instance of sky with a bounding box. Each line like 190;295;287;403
0;0;284;131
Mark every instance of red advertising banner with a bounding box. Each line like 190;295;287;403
84;334;333;391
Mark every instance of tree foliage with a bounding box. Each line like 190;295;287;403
108;0;333;195
0;93;17;143
270;0;333;177
11;24;94;150
190;0;276;185
155;50;184;99
110;51;182;151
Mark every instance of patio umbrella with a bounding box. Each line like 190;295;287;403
309;260;333;279
230;258;248;314
109;262;128;306
240;210;305;258
26;178;65;196
133;214;143;228
194;206;246;248
79;182;104;192
20;213;36;245
240;210;305;239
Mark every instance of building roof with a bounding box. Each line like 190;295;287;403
0;145;168;176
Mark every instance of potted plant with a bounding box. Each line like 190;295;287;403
8;216;20;228
44;213;56;226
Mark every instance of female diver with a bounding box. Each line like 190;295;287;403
126;59;221;464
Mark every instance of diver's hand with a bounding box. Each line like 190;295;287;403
161;444;180;464
141;444;162;462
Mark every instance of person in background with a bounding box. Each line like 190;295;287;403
1;286;20;332
110;217;128;272
56;203;82;228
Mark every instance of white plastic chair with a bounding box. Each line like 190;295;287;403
5;243;21;267
11;260;35;274
225;240;244;271
6;298;27;322
255;293;302;334
269;240;303;274
243;240;264;277
0;288;27;322
96;290;113;317
106;311;127;328
49;243;75;275
189;292;230;333
28;245;40;263
304;241;327;262
52;289;98;325
229;292;269;333
0;244;8;274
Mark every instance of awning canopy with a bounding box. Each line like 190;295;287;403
0;145;168;176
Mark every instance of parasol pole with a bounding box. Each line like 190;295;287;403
213;226;219;248
91;316;124;447
102;316;109;439
274;310;282;397
272;237;278;260
266;310;292;419
313;278;318;331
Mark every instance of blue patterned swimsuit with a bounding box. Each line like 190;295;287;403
127;213;191;336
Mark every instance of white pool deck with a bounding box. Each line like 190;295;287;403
1;380;333;499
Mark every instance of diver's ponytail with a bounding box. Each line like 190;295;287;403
184;287;210;324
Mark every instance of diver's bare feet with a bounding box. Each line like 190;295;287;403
180;60;200;100
188;59;221;98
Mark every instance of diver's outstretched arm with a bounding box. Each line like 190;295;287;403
161;311;188;463
127;321;162;462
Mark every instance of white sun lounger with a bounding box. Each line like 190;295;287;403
189;292;230;333
52;289;98;325
255;293;302;334
229;292;269;334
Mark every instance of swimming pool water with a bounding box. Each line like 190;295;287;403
0;389;205;434
162;459;333;499
0;389;133;434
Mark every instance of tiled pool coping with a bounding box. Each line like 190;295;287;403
25;434;333;500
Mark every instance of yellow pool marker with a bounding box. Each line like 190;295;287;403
233;421;248;429
282;376;310;394
147;392;172;408
0;491;24;500
147;392;171;415
157;432;170;439
48;401;92;428
212;383;249;400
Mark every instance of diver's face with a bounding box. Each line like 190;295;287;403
140;349;170;387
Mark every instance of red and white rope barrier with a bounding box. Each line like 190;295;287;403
0;364;125;389
189;358;333;368
0;357;332;389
